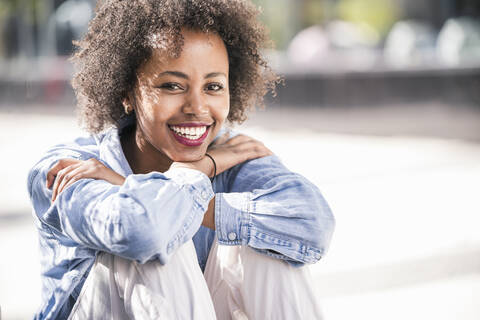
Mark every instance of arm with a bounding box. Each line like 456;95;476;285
28;145;214;264
29;133;269;265
215;155;335;266
49;157;219;230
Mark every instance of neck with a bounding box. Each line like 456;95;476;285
121;125;172;174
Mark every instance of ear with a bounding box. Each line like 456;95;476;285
122;91;135;114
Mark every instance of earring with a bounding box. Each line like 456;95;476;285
124;104;133;114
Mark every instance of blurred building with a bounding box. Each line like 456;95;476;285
0;0;95;104
0;0;94;59
399;0;479;29
0;0;479;106
259;0;480;107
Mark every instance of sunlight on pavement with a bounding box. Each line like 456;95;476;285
1;111;479;319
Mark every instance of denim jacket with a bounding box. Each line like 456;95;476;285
27;125;335;320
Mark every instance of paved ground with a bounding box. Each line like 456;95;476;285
1;103;480;319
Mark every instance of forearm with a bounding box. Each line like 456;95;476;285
218;156;335;265
29;165;214;264
202;197;216;230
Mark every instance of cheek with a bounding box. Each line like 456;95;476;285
137;92;175;125
135;89;158;121
215;96;230;121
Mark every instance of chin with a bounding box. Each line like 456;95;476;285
171;150;205;163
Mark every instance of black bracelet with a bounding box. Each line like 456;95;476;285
205;153;216;182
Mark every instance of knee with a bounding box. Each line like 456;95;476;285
240;246;311;280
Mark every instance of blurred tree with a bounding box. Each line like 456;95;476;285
301;0;328;27
337;0;399;37
0;0;43;58
252;0;297;49
252;0;336;49
0;0;41;22
251;0;399;49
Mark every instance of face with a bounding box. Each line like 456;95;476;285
126;29;230;165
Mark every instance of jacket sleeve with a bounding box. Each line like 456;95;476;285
214;155;335;266
27;143;213;264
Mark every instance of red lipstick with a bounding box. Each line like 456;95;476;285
169;124;211;147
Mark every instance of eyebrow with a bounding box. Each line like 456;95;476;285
157;71;227;79
205;72;227;79
158;71;188;79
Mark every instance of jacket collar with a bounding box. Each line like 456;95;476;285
98;115;134;177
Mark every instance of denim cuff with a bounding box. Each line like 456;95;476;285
164;167;214;210
214;192;251;245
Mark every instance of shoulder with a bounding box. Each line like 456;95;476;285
32;133;103;168
27;131;107;198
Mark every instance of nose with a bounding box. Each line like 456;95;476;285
182;89;208;115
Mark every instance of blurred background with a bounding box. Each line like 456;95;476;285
0;0;479;319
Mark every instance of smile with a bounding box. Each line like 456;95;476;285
168;124;211;146
170;125;207;139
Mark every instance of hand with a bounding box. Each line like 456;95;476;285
47;158;126;202
206;132;273;176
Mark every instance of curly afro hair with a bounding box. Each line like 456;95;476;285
71;0;279;133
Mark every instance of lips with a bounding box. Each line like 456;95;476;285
168;123;211;147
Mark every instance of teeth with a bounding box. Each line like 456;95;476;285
170;125;207;140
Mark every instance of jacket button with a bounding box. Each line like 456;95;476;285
228;232;237;241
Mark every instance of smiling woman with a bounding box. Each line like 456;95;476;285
72;0;277;134
122;30;230;171
27;0;335;319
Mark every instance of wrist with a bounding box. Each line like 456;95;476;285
195;156;214;178
112;173;126;185
202;197;216;230
170;157;213;178
204;153;216;181
103;169;125;185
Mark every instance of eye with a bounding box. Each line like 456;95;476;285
205;83;224;92
158;82;184;91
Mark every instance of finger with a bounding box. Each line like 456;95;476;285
46;159;80;189
254;146;273;158
56;164;85;197
52;167;71;202
212;133;229;146
52;164;81;202
47;162;66;189
253;142;273;156
232;141;272;159
223;134;254;146
213;131;230;145
58;175;83;196
228;139;260;151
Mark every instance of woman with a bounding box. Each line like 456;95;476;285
28;0;335;319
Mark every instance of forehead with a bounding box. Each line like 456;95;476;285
139;30;229;76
